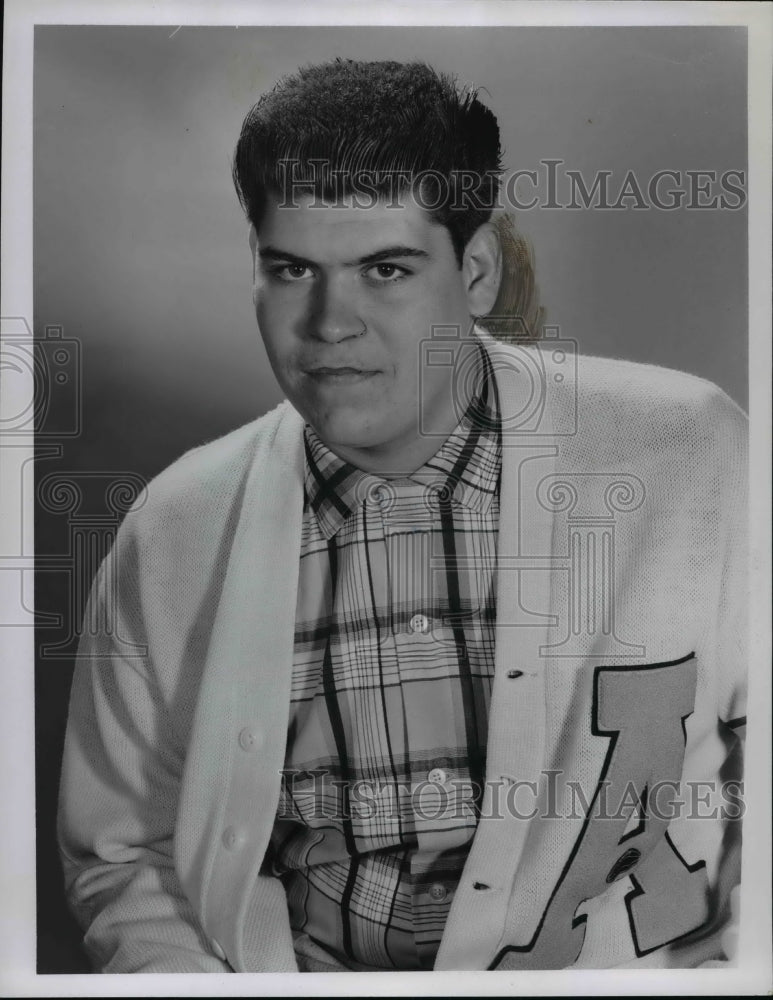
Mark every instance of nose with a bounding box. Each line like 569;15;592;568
309;275;365;343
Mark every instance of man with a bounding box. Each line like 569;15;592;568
58;59;747;973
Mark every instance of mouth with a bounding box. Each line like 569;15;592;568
304;366;380;381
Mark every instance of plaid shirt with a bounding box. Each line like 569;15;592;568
268;345;502;970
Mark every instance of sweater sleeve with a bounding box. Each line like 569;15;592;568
714;390;749;731
694;384;748;967
57;522;231;973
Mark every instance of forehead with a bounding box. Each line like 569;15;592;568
257;192;452;261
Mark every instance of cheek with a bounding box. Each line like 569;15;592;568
255;285;282;330
383;284;466;350
256;293;299;360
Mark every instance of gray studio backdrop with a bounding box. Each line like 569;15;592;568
33;25;747;972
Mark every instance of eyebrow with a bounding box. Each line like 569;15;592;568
258;245;430;268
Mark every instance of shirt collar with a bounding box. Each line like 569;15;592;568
304;337;502;540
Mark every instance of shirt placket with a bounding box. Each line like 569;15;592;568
381;481;469;966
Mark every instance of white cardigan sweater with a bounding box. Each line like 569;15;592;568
58;340;748;973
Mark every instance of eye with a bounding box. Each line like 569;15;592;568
364;262;410;283
266;262;314;282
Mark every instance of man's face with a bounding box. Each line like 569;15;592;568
252;192;479;475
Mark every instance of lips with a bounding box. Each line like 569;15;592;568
304;365;380;379
309;367;368;374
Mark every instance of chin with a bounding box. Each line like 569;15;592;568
307;409;392;452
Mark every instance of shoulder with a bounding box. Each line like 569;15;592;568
509;338;748;445
123;400;303;536
482;330;745;415
93;402;305;636
570;351;747;455
572;351;744;414
484;334;746;473
558;353;747;504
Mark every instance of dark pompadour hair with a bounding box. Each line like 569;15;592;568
232;58;502;265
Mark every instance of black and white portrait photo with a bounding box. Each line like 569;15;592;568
1;1;770;996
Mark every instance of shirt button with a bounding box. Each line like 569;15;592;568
428;883;447;902
221;826;245;851
409;613;430;634
428;767;448;785
238;726;261;752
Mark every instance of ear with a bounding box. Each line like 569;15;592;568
249;224;259;305
462;222;502;318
